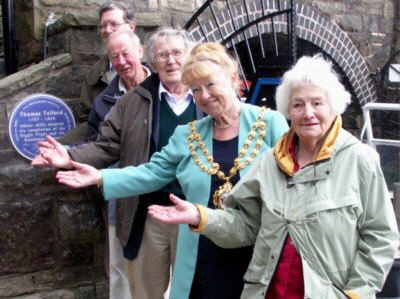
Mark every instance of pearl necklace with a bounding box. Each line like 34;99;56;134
187;106;267;209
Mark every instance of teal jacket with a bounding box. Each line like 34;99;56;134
101;103;289;298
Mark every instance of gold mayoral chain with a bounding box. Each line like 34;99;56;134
188;106;267;210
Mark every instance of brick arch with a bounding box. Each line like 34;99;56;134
188;0;376;105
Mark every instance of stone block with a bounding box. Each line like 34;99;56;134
44;71;80;98
40;0;62;5
0;61;52;99
0;131;12;152
59;243;94;267
0;274;37;297
172;14;193;28
148;0;159;9
383;1;395;19
19;289;76;299
379;18;394;36
313;1;348;17
334;15;363;33
0;266;106;297
14;0;35;10
47;30;73;55
84;0;108;6
362;16;379;33
0;198;56;275
33;8;49;40
47;53;72;69
160;0;196;12
0;150;26;169
41;0;82;8
69;29;104;64
136;12;171;28
94;280;109;299
78;285;97;298
48;12;98;36
58;201;103;242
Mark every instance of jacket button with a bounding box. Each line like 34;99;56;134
144;119;148;124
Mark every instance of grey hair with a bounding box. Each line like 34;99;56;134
106;30;141;47
275;54;351;119
98;1;135;23
146;27;196;66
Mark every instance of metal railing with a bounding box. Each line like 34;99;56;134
1;0;18;75
184;0;297;95
360;102;400;149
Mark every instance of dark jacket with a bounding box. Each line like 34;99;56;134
87;75;122;142
58;55;110;144
68;73;204;248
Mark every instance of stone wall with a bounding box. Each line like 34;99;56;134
11;0;399;73
0;0;398;298
13;0;203;67
0;54;108;298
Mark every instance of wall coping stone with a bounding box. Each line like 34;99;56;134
136;12;171;27
48;12;98;36
0;53;72;99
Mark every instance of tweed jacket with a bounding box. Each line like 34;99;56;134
59;55;110;144
68;73;203;247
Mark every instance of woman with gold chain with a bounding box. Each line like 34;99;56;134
54;42;289;299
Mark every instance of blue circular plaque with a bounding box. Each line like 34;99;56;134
8;93;75;160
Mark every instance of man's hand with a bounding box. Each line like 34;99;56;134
31;135;73;169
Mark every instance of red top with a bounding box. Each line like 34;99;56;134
265;137;304;298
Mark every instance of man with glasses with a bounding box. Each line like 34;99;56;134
59;1;136;144
34;28;203;299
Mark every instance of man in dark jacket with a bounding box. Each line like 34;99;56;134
63;30;149;299
58;1;136;144
32;28;203;299
88;29;151;299
87;30;150;142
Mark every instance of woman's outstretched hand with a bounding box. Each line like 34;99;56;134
56;160;100;188
148;194;201;226
31;135;73;169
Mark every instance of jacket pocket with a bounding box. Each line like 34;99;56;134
241;282;268;299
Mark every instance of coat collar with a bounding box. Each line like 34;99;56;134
274;115;342;177
133;73;204;146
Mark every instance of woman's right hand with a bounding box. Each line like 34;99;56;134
148;194;201;226
56;161;100;188
31;135;73;169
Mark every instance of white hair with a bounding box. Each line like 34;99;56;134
106;30;141;47
146;27;196;67
275;54;351;119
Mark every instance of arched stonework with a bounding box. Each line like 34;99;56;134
188;0;376;106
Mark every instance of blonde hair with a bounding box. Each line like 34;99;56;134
181;42;240;93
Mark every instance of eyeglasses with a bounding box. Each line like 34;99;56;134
98;22;127;31
155;49;185;62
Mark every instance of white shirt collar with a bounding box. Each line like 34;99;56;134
158;82;193;102
158;82;194;116
118;65;152;95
